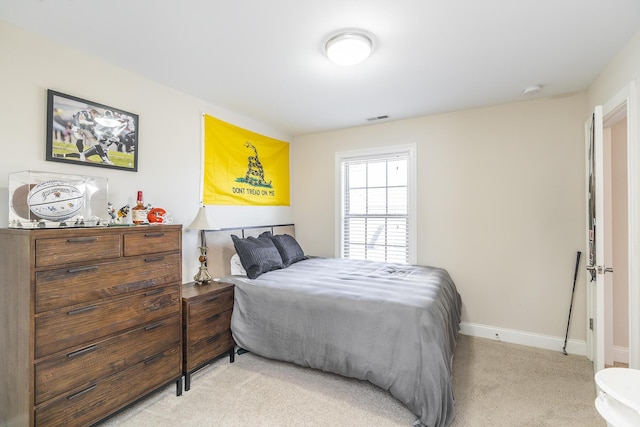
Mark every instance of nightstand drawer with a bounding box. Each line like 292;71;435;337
35;234;121;267
186;330;234;372
35;253;181;313
187;309;232;345
35;346;181;427
35;314;181;405
35;285;180;358
187;287;234;322
123;230;181;256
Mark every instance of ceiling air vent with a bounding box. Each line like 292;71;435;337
366;115;389;122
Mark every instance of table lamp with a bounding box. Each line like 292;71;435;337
186;205;220;285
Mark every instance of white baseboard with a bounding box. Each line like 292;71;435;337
460;322;587;356
613;345;629;364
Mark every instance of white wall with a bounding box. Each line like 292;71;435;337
0;20;293;282
292;95;589;345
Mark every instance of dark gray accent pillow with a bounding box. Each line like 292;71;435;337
260;231;306;267
231;234;284;279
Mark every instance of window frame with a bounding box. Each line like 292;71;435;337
335;144;417;264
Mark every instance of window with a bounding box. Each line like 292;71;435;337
336;145;416;264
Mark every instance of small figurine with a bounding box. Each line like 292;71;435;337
117;204;130;223
147;207;167;224
107;202;116;223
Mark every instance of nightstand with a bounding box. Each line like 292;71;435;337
182;281;235;391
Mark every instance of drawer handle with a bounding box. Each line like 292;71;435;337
205;313;221;323
144;321;164;331
144;354;165;365
144;288;164;296
144;256;165;262
67;305;97;315
67;237;98;243
67;266;98;274
204;296;219;303
144;233;165;238
67;384;96;400
67;345;97;358
207;333;221;343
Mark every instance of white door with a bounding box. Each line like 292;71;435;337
586;106;610;372
588;82;639;370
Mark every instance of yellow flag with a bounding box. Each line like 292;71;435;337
203;114;290;206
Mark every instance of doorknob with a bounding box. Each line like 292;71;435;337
586;265;613;274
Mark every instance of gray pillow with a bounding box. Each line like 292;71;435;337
231;234;284;279
260;231;306;267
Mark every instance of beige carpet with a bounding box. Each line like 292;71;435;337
99;335;604;426
450;335;602;427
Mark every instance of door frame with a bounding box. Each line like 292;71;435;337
587;80;639;369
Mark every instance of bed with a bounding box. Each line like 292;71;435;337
208;225;462;427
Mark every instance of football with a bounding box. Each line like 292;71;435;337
27;180;84;221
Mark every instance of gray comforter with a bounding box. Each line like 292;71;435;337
227;257;462;427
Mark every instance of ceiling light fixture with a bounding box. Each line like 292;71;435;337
325;32;373;66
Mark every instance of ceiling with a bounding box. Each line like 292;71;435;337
1;1;640;137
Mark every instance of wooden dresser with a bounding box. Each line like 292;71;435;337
182;281;235;391
0;225;183;427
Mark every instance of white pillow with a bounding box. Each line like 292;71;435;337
230;253;247;276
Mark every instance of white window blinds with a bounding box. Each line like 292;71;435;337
340;150;410;264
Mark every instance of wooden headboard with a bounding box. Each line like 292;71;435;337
205;224;295;278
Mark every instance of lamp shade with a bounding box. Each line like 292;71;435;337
186;206;220;231
325;32;372;66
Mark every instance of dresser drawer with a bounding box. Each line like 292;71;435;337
35;314;181;405
35;285;180;358
35;346;181;427
187;287;234;323
123;230;180;257
35;234;121;267
186;330;234;372
35;253;181;313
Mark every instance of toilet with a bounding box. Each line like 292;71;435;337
594;367;640;427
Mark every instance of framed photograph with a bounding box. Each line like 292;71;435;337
46;90;139;172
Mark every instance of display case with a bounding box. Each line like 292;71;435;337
8;170;108;228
